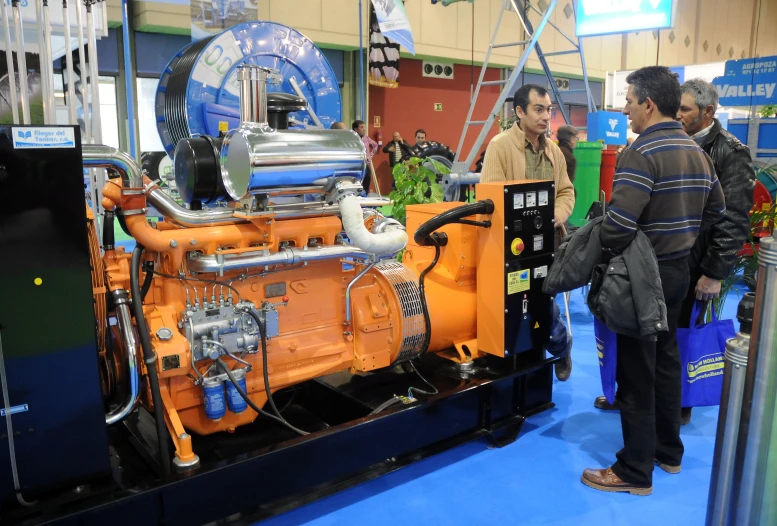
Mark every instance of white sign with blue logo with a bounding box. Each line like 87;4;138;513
587;112;628;145
12;127;76;149
576;0;675;38
713;56;777;107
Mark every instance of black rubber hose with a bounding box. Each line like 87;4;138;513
413;200;494;246
140;263;154;303
103;210;115;251
418;236;441;355
131;245;172;477
216;360;308;436
243;308;299;427
115;208;131;237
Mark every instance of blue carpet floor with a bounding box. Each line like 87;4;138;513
260;283;748;526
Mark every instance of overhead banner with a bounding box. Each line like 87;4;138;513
714;56;777;107
370;0;415;55
576;0;675;38
606;64;723;109
369;10;401;88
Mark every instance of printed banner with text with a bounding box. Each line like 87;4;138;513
370;0;415;55
369;9;401;88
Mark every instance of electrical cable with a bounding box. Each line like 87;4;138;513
370;396;405;415
413;200;495;246
417;236;441;355
131;245;172;478
216;359;309;436
242;308;293;424
407;360;439;399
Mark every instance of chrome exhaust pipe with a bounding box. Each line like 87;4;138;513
105;290;140;425
187;245;372;274
82;144;144;188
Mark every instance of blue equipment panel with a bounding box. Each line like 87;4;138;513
156;21;342;157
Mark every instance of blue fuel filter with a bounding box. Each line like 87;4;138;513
226;368;248;414
202;377;226;420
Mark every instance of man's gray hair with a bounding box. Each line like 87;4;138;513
682;78;719;112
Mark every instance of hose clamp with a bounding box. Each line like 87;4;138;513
143;179;162;194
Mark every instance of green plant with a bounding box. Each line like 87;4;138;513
499;115;518;131
387;157;446;227
712;184;777;320
758;105;777;118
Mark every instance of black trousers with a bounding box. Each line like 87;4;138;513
611;257;690;487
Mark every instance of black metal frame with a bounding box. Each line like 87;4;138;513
7;351;556;526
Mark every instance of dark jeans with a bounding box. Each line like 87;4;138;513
611;257;690;487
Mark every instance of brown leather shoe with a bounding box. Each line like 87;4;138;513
594;396;619;410
581;467;652;496
655;459;682;474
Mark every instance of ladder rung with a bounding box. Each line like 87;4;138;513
492;40;529;49
558;89;587;93
481;80;508;86
468;121;487;125
543;50;579;57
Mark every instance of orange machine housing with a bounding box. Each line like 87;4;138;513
99;179;553;465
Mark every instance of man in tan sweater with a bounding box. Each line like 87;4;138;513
481;84;576;225
481;84;576;381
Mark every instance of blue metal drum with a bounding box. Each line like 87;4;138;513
156;21;343;157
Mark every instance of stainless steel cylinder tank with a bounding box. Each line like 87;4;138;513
706;293;755;526
732;235;777;525
215;64;367;201
220;126;367;200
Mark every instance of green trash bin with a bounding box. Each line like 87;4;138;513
568;141;603;227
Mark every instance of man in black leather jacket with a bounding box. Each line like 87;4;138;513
594;78;756;417
676;78;755;422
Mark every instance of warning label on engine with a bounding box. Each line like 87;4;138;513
507;269;530;295
12;127;75;149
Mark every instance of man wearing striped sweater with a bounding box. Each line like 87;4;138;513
581;66;726;496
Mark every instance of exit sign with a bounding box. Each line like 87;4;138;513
434;103;443;111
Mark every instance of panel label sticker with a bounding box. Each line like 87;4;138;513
510;238;525;256
0;404;28;416
526;192;537;207
533;235;544;252
507;269;531;295
513;193;524;209
534;265;548;278
12;127;75;149
538;190;549;206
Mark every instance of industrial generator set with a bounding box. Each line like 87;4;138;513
0;22;559;525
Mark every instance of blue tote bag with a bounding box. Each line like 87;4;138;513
678;301;736;407
594;318;618;405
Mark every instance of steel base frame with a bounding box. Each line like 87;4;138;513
5;352;557;526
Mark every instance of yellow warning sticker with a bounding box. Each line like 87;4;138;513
507;269;531;295
218;121;229;133
534;321;540;329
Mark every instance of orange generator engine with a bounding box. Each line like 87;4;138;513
89;65;556;473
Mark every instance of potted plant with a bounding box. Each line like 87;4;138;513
387;157;446;226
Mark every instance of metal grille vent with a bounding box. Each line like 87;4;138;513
374;260;427;364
